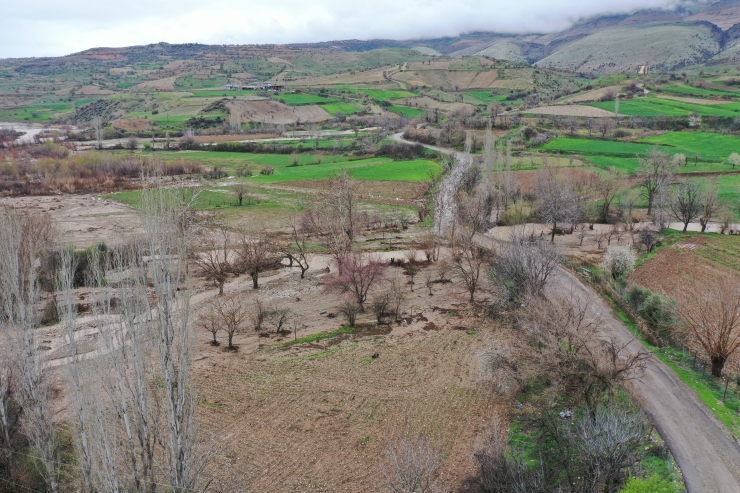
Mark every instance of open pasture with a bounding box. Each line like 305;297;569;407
319;102;363;115
358;89;417;101
387;105;426;118
661;85;739;98
278;93;341;105
638;132;740;162
246;157;440;184
542;132;740;164
588;97;740;117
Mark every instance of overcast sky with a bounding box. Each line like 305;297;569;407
1;0;700;59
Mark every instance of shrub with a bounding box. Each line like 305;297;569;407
602;246;636;279
639;292;677;334
260;166;275;175
627;285;650;311
619;475;675;493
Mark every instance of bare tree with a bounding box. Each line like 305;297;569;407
282;215;312;279
593;169;625;223
198;304;223;346
389;277;409;321
637;148;677;216
536;167;579;242
372;291;392;324
306;169;358;261
93;115;103;150
678;275;740;377
216;295;250;349
339;299;359;327
324;253;387;309
382;433;443;493
126;136;139;151
0;207;60;493
80;180;212;493
490;230;560;297
237;229;277;289
699;182;719;232
638;228;659;253
669;180;703;231
583;117;595;136
451;233;487;302
231;183;252;206
195;226;234;296
565;117;578;136
597;118;615;138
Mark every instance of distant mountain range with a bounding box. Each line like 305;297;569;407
289;0;740;73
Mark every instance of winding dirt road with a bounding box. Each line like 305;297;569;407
553;267;740;493
479;229;740;492
391;127;740;491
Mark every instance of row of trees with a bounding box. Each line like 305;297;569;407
0;181;230;492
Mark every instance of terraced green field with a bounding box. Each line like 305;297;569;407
464;91;509;104
247;157;440;183
321;102;363;115
278;94;340;105
358;89;417;101
388;106;426;118
541;138;659;157
661;85;739;98
588;97;740;117
157;152;439;182
0;102;74;121
638;132;740;162
543;133;740;164
158;151;350;167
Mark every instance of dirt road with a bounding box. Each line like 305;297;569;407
390;132;455;155
551;267;740;493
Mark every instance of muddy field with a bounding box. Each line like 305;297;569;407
0;194;142;247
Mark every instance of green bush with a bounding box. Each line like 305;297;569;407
638;293;677;333
619;474;676;493
627;285;651;311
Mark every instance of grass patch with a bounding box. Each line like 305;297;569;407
277;93;340;105
388;106;426;118
245;158;441;183
588;97;740;117
638;132;740;162
321;102;363;115
661;85;739;98
359;89;417;101
281;326;356;347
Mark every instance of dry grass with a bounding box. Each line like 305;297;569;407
564;85;625;103
389;96;476;113
194;326;500;492
656;95;735;105
193;133;279;144
227;100;332;124
525;105;616;117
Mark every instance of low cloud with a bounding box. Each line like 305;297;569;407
2;0;702;58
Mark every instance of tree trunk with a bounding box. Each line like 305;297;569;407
551;221;557;243
647;195;653;216
251;271;259;289
228;334;234;350
712;355;726;378
683;222;689;232
218;280;224;296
